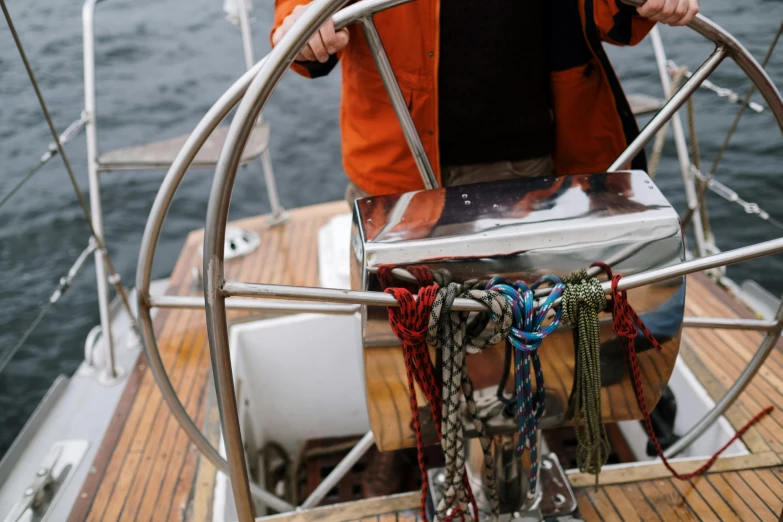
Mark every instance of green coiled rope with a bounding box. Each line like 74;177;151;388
562;270;610;483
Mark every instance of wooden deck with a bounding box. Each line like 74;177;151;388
70;200;783;521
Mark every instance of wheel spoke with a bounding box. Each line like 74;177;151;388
665;297;783;458
360;18;438;188
299;432;376;509
220;236;783;309
609;46;727;171
148;294;359;313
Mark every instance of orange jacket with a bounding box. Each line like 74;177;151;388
272;0;655;196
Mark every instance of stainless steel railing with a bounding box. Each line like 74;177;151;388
79;0;289;387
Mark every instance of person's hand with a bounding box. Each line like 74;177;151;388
636;0;699;26
272;4;349;63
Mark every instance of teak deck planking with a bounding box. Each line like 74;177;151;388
71;201;783;521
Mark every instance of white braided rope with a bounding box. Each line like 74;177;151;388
428;281;512;522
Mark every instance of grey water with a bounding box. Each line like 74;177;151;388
0;0;782;455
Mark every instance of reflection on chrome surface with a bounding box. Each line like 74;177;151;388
351;170;685;451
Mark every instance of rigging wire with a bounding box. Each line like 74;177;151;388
0;240;98;375
690;165;783;233
682;20;783;231
0;114;87;211
0;1;138;340
667;62;768;116
648;66;688;178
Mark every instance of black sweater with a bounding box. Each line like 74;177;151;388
438;0;553;166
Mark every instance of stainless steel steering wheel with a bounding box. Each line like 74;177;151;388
135;0;783;519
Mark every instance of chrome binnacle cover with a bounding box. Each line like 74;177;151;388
351;170;685;451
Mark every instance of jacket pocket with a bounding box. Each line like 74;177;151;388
550;61;626;174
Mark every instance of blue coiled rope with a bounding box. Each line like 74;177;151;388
486;275;565;493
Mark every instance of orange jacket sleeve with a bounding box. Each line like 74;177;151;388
593;0;656;46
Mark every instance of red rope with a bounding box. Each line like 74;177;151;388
592;262;773;481
378;265;434;291
386;285;443;433
379;265;477;522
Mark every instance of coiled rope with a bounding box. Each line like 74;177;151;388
485;276;565;496
380;260;774;501
426;275;512;522
380;266;516;522
595;262;773;481
561;271;611;483
380;266;444;521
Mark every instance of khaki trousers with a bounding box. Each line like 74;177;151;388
345;156;553;203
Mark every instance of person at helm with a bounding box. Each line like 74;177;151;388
271;0;699;200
